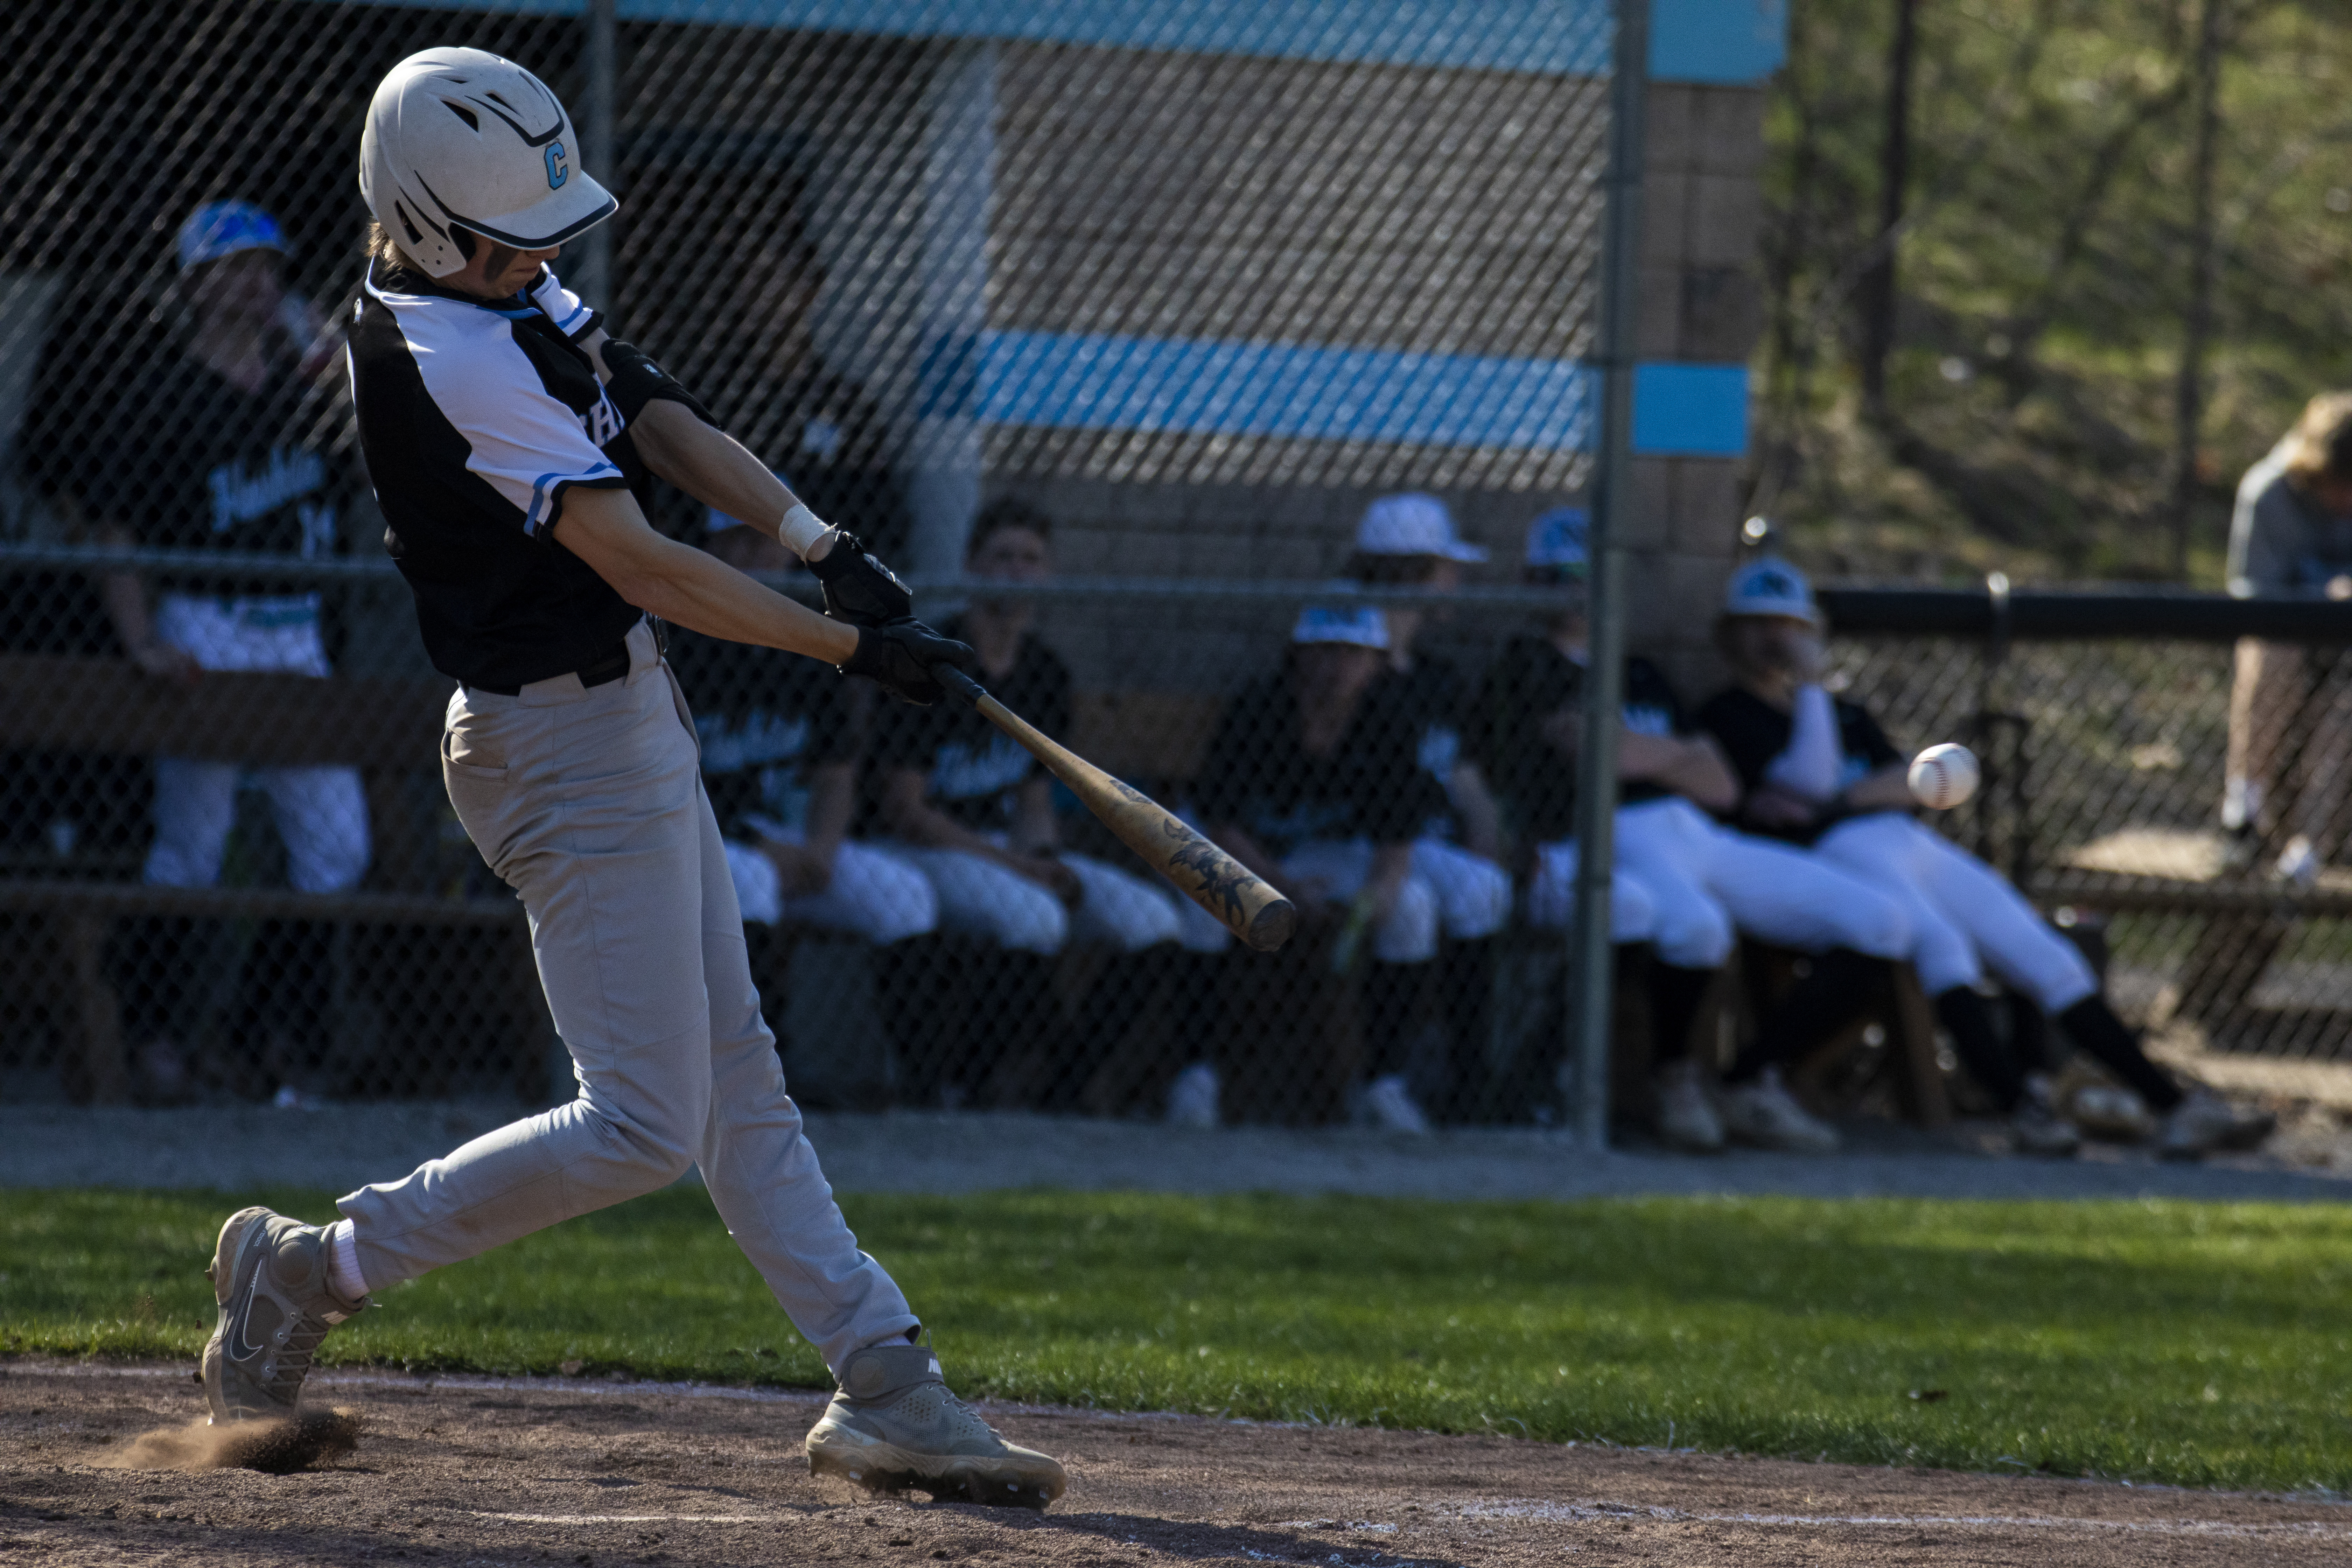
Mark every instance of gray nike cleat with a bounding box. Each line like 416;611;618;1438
202;1206;368;1425
804;1336;1067;1510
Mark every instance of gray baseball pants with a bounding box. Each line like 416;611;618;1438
337;620;917;1374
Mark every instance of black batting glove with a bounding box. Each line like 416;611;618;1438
841;617;976;707
808;531;915;628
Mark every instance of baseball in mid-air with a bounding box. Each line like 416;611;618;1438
1908;743;1981;810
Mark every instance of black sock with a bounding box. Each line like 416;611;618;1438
1435;936;1498;1123
1934;986;2024;1112
1730;950;1886;1083
1363;960;1425;1079
1646;961;1717;1069
2057;996;2183;1112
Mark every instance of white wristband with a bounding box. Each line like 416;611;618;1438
778;502;831;557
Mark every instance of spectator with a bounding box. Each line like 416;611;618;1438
694;218;911;561
2224;391;2352;881
1194;602;1448;1133
871;498;1183;1105
1699;556;2274;1160
1348;495;1513;1121
41;201;365;1101
1470;510;1913;1153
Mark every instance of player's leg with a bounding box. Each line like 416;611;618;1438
688;783;922;1369
143;755;238;888
1606;804;1736;1149
1407;838;1510;1120
1283;839;1438;1131
126;757;239;1098
1692;807;1912;962
888;844;1067;954
884;843;1062;1098
1058;851;1183;951
777;834;943;946
1526;839;1658;941
262;764;372;894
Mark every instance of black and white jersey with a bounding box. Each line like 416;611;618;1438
1467;639;1691;843
347;258;643;690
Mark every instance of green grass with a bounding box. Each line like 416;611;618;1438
7;1189;2351;1493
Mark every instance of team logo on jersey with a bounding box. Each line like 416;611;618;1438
208;447;327;534
545;141;569;189
585;387;622;448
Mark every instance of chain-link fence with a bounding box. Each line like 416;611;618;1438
4;0;2323;1146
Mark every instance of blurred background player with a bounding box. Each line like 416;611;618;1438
667;519;939;1103
1346;494;1513;1122
872;498;1183;1106
1194;602;1447;1133
1472;510;1912;1152
40;201;365;1102
2224;391;2352;882
1700;557;2273;1160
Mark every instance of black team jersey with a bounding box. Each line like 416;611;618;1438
666;630;864;841
871;615;1070;832
30;344;343;597
1466;637;1689;844
347;258;645;690
1378;653;1471;841
1194;668;1442;858
1693;685;1905;845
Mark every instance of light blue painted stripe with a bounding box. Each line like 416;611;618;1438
1629;361;1748;456
950;330;1749;455
1648;0;1786;83
968;330;1597;449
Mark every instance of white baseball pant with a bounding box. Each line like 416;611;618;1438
1526;839;1660;943
144;593;370;893
1573;796;1913;970
338;622;917;1374
1812;811;2098;1012
1411;837;1513;940
722;832;939;945
1279;838;1440;964
886;834;1184;954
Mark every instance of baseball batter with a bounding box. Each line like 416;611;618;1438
197;47;1064;1509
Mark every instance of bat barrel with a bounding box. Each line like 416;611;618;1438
1244;897;1298;953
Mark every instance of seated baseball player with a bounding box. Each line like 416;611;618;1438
872;498;1184;1105
669;518;939;947
1192;602;1450;1134
1472;509;1914;1153
1698;557;2274;1160
41;201;368;1103
1348;494;1514;1121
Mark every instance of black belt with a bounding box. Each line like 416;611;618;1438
467;640;633;698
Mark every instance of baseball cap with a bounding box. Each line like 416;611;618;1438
177;201;287;271
1355;493;1487;562
1524;506;1589;572
1291;602;1390;650
1722;556;1821;624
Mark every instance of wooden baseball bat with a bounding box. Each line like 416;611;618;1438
936;665;1297;953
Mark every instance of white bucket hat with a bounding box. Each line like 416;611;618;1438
360;47;617;278
1355;493;1487;562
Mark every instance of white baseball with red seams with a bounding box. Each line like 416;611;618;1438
1908;743;1982;810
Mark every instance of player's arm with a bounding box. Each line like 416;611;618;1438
82;510;198;684
876;765;1080;903
1620;729;1740;815
580;331;910;624
1839;765;1916;812
1447;760;1505;862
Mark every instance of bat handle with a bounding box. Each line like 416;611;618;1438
937;664;989;707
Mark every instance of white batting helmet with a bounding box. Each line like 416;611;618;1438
360;47;616;279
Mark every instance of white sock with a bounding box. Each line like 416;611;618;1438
326;1220;370;1301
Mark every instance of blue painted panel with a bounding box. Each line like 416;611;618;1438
963;330;1600;449
1629;361;1748;455
1648;0;1786;83
341;0;1613;75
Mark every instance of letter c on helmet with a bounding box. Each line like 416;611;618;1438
545;141;569;189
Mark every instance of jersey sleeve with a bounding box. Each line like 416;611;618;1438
415;323;628;541
525;266;602;343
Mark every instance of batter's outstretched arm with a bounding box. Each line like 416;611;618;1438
554;485;858;664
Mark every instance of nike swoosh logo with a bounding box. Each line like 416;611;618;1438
469;96;565;149
225;1232;269;1363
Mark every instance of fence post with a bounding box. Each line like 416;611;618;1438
1569;0;1651;1148
572;0;617;306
